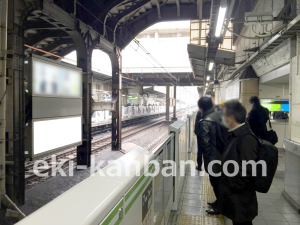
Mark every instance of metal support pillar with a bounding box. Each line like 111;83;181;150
76;75;92;168
240;79;259;113
109;48;122;150
70;31;93;168
214;82;220;105
166;85;170;121
0;0;8;204
172;86;177;121
289;34;297;141
5;0;25;205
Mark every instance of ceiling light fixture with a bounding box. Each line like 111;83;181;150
209;62;214;71
215;2;227;37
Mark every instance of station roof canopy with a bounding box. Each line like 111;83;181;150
143;86;166;98
187;44;235;81
24;0;213;60
122;72;203;86
92;71;112;82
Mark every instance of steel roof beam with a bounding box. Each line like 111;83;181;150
176;0;180;17
34;38;73;56
228;13;300;81
155;0;161;19
276;0;295;20
40;0;115;54
137;82;203;86
114;2;211;49
123;73;193;78
25;21;57;30
25;30;69;47
48;45;75;60
106;0;150;28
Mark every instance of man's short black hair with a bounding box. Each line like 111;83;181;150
249;96;260;104
224;100;247;123
198;97;213;112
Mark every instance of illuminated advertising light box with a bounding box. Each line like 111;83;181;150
33;116;82;155
32;59;82;97
25;55;83;159
261;104;281;112
281;104;289;112
260;99;290;112
128;97;139;100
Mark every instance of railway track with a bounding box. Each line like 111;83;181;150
24;109;194;185
25;119;165;182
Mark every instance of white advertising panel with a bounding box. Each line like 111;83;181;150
32;59;81;97
33;116;82;155
226;80;240;101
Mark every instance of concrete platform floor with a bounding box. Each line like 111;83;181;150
167;143;295;225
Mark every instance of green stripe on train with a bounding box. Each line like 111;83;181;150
125;164;154;201
102;200;123;225
125;176;152;214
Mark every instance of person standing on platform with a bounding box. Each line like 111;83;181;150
195;97;227;215
247;96;269;139
194;109;202;171
219;101;258;225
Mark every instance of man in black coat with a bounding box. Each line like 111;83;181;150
195;110;203;170
195;97;225;215
219;101;258;225
247;96;269;139
194;110;202;171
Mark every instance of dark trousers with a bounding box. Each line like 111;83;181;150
209;175;220;205
233;221;253;225
197;137;203;168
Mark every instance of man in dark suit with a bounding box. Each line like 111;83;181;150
219;101;258;225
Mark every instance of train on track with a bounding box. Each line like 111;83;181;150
92;105;188;124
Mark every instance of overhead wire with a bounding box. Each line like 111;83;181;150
86;0;177;84
76;1;203;96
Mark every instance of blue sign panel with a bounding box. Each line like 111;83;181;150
281;104;289;112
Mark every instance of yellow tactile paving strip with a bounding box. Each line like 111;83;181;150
178;153;225;225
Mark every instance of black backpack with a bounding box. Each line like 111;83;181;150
239;133;278;193
265;119;279;145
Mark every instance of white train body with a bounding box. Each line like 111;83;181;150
92;104;189;124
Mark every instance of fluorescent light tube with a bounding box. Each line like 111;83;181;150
207;76;210;81
209;62;214;71
215;6;227;37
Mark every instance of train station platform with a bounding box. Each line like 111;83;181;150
169;147;296;225
5;112;297;225
167;140;224;225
